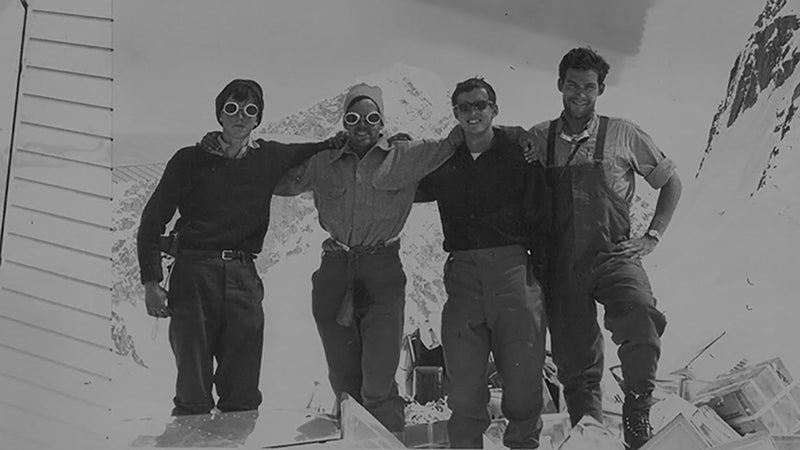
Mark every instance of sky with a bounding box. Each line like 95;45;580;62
0;0;769;177
0;0;764;174
107;0;764;174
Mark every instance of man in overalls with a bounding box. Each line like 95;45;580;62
528;47;682;449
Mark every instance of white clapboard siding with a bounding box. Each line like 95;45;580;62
1;288;110;348
5;203;113;258
1;261;109;317
0;400;108;449
16;121;112;167
0;344;112;404
0;0;114;448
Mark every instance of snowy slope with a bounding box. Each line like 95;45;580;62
652;0;800;378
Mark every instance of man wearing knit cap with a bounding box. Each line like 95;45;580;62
270;82;464;438
137;78;343;416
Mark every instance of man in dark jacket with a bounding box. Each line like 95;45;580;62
137;79;340;416
376;77;549;449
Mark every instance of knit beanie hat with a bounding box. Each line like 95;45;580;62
215;79;264;126
344;83;384;114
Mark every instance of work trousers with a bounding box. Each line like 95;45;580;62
442;245;546;449
311;243;406;432
547;256;667;426
167;254;265;415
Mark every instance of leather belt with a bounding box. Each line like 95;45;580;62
179;249;256;261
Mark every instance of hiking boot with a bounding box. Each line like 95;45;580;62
622;391;653;449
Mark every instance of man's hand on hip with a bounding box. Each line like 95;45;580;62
610;236;657;260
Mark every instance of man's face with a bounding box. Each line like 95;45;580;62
558;68;604;122
453;88;497;137
344;98;383;151
219;95;259;142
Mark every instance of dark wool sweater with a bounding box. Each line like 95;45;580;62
136;139;330;283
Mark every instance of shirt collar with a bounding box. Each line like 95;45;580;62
211;133;258;159
329;134;391;163
557;111;598;144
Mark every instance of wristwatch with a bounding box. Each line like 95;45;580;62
645;229;661;242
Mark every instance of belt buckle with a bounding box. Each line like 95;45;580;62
221;250;235;261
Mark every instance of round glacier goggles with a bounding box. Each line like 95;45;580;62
222;101;259;118
454;100;495;114
343;111;383;126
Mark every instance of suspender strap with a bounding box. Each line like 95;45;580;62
594;116;609;162
546;120;558;167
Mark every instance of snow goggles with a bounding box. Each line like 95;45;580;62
454;100;494;114
343;111;383;126
222;101;259;118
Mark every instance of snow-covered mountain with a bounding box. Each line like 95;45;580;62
652;0;800;377
696;0;799;211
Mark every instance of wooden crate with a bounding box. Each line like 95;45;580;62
641;413;710;450
404;420;448;448
696;358;800;435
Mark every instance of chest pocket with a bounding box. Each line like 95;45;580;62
313;184;347;224
372;182;414;220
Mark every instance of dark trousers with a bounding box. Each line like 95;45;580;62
442;245;546;449
167;256;265;415
548;256;667;425
311;245;406;432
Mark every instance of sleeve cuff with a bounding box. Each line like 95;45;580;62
645;157;677;189
140;264;163;285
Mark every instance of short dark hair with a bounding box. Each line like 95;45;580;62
451;77;497;106
558;47;610;86
215;78;264;126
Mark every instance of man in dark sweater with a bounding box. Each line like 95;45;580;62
375;78;549;449
136;79;340;416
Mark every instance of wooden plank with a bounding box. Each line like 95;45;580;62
709;431;778;449
773;434;800;450
0;316;111;379
0;425;46;450
5;206;112;258
341;393;404;448
25;38;112;79
642;413;709;449
1;289;110;348
12;151;111;202
12;150;111;201
2;233;111;288
24;66;112;108
0;345;111;409
7;179;112;228
16;122;112;167
28;9;112;49
0;261;110;318
0;374;110;425
18;93;112;138
31;0;112;19
0;400;107;449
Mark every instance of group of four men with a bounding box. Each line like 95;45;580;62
137;46;682;449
